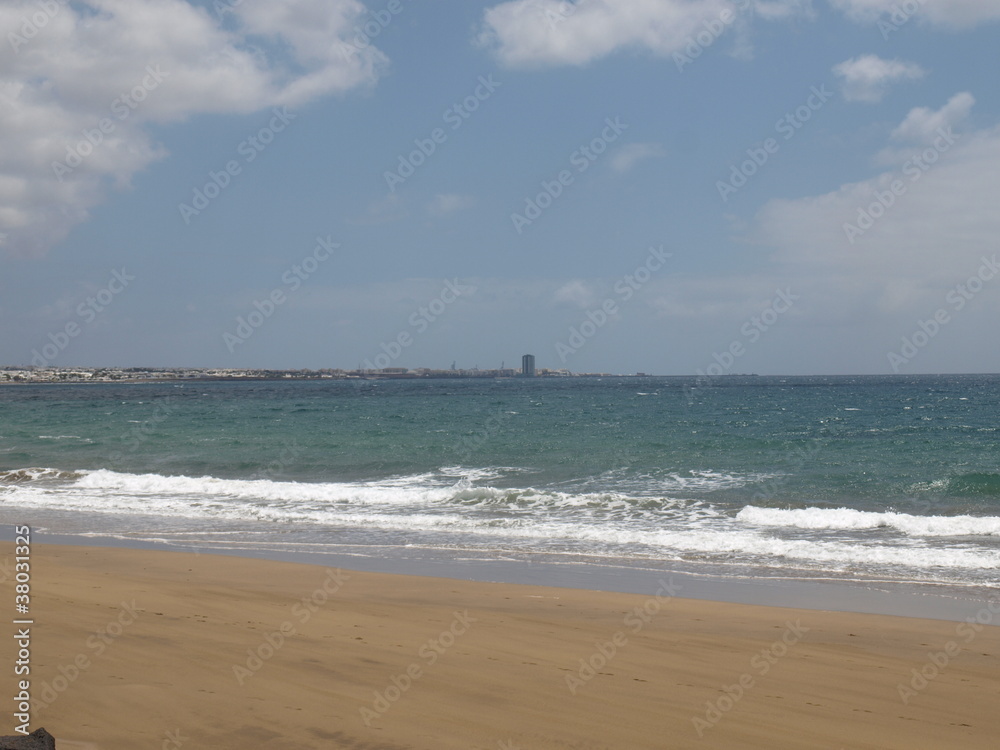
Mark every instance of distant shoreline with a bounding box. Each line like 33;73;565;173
0;367;660;384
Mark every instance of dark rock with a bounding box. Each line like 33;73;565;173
0;728;56;750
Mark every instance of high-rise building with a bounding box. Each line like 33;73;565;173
521;354;536;377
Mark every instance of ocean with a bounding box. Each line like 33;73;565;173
2;375;999;597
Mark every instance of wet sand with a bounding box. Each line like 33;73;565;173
5;543;999;749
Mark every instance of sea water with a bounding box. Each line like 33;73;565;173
2;375;999;593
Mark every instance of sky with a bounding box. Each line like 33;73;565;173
2;0;1000;376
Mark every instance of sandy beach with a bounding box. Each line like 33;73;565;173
3;543;998;749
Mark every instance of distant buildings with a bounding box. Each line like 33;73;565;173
0;361;618;384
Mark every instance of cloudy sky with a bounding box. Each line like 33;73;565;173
2;0;999;375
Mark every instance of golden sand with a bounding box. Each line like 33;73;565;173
3;543;998;749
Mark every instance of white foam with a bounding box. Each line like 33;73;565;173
7;467;1000;580
737;506;1000;537
72;469;456;506
581;468;776;496
523;523;1000;570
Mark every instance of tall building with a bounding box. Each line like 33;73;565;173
521;354;536;377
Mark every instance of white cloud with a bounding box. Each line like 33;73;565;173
427;193;476;215
871;92;974;165
0;0;385;257
828;0;1000;28
656;99;1000;373
553;279;599;307
477;1;818;68
611;142;666;173
479;0;735;68
478;0;999;69
752;94;999;291
891;92;974;143
833;54;925;103
742;120;1000;373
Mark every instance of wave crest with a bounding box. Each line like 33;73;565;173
737;506;1000;537
0;467;83;483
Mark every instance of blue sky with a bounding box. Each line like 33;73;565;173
2;0;1000;375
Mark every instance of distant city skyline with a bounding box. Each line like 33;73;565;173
3;2;999;375
0;363;634;384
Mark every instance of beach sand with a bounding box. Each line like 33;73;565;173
4;543;999;749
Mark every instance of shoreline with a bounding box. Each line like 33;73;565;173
18;530;999;623
0;371;644;385
4;541;999;749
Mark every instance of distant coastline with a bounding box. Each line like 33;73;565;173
0;366;657;384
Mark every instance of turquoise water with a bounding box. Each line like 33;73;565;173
2;375;1000;587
